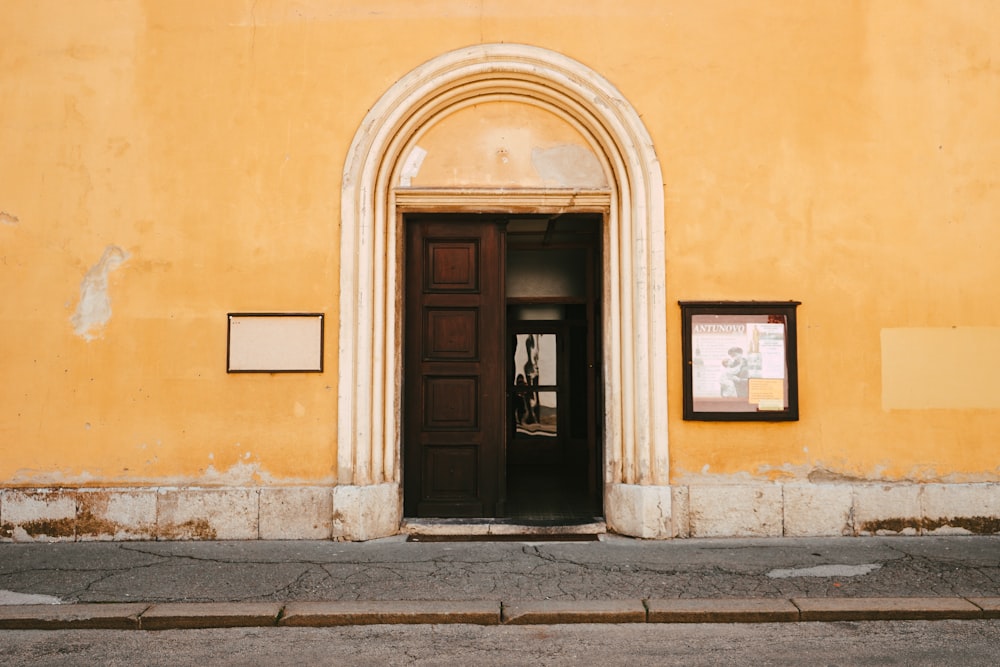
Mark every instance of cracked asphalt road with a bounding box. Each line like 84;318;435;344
1;535;998;604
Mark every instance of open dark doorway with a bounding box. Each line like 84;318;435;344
504;214;602;522
403;213;602;522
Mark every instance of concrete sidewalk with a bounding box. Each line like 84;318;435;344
1;535;998;629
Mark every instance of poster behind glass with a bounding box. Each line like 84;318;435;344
690;314;788;414
691;315;785;410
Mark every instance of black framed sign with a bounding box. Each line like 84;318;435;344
679;301;800;421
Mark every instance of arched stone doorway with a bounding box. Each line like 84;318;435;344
333;44;670;540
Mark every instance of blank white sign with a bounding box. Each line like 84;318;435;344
227;314;324;372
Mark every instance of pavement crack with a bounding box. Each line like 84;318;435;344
251;564;332;602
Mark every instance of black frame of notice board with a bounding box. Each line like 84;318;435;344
679;301;800;421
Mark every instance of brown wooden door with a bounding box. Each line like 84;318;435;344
403;218;505;517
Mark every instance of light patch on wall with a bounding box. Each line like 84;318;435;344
531;144;607;187
200;461;261;484
882;327;1000;409
399;146;427;186
0;210;19;225
70;245;129;341
407;100;598;188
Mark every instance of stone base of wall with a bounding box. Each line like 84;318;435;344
0;487;337;542
2;482;998;542
605;483;673;538
671;482;1000;538
331;483;401;542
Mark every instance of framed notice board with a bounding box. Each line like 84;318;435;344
679;301;800;421
227;313;324;373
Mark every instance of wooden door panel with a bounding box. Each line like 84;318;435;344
404;219;503;517
421;445;480;515
426;241;479;291
423;376;478;430
424;309;478;359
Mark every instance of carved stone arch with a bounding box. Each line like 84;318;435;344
334;44;671;540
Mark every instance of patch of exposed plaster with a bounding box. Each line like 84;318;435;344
399;145;427;186
531;144;607;187
199;461;262;485
70;245;129;341
0;210;19;225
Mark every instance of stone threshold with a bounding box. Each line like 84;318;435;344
400;517;607;539
1;598;997;630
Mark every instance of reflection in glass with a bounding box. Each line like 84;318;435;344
513;391;557;437
512;333;557;437
513;333;556;385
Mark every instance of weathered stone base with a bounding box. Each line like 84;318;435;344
672;482;1000;538
0;487;337;542
2;482;998;541
331;483;401;541
605;483;673;539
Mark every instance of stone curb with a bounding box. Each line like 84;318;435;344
0;598;998;630
0;603;151;630
502;600;646;625
968;597;1000;619
792;597;985;621
140;602;285;630
280;601;501;626
647;598;800;623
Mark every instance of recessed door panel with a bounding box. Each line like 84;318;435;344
425;309;479;359
423;376;478;430
423;445;478;498
427;242;479;291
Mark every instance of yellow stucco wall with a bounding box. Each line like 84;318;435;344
1;1;998;488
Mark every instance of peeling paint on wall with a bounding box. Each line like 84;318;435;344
70;245;129;341
0;211;18;225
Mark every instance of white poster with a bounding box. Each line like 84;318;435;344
691;318;785;400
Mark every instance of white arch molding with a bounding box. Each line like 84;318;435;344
333;44;671;540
